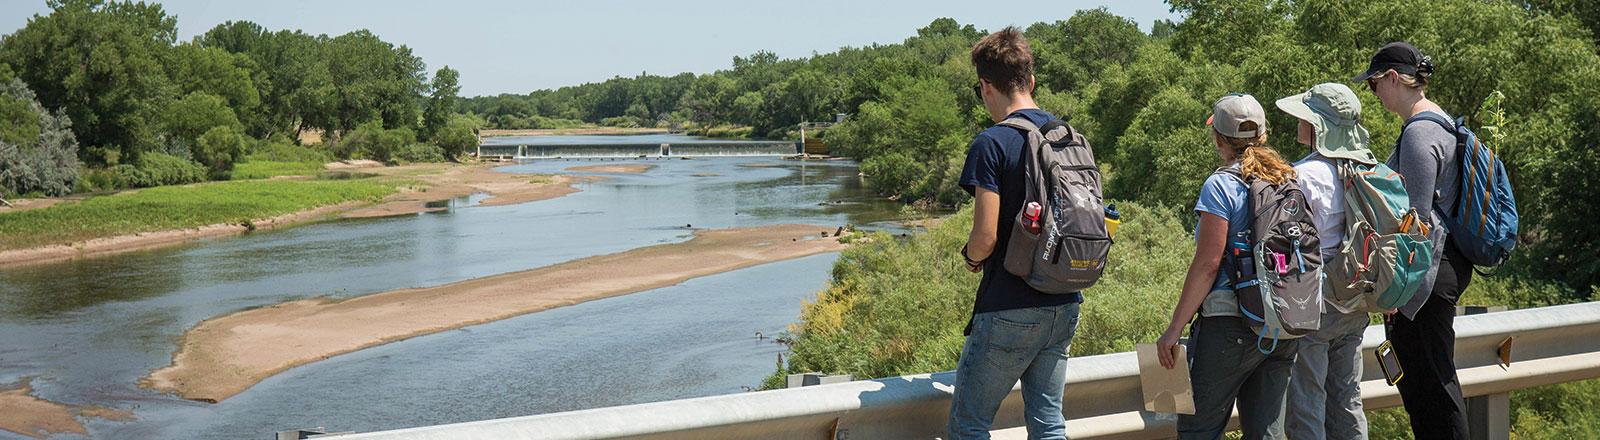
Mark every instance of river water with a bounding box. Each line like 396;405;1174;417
0;151;906;439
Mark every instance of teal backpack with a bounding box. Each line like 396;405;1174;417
1324;160;1432;312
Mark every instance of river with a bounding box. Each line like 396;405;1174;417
0;148;908;439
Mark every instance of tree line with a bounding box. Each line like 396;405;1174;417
466;1;1598;294
0;0;476;195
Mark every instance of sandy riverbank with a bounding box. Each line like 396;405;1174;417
340;164;590;218
0;377;135;439
0;163;584;267
141;224;846;403
564;164;656;174
0;202;362;268
479;127;669;137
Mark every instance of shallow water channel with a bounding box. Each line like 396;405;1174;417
0;153;908;439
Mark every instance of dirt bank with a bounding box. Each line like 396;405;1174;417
340;164;590;218
0;378;135;439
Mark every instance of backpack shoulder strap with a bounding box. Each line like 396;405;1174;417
1402;111;1457;136
1397;111;1465;216
1215;165;1245;183
997;116;1039;134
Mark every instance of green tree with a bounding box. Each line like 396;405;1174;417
198;22;336;140
322;30;425;135
827;76;969;204
421;66;460;140
432;115;479;161
162;92;243;149
1028;8;1148;93
167;44;260;115
680;74;735;133
0;0;178;165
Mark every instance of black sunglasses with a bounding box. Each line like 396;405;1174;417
1365;72;1386;93
972;81;983;101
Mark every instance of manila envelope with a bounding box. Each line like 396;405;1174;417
1136;343;1196;415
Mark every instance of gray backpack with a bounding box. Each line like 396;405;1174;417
999;117;1110;294
1218;168;1323;351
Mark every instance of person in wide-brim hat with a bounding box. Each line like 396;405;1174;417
1275;81;1375;440
1276;82;1374;164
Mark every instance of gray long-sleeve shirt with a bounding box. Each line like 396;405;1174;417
1385;110;1460;319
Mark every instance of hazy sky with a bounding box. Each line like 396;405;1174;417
0;1;1179;96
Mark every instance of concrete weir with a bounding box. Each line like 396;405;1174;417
479;140;799;159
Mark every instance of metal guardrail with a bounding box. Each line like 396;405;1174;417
319;301;1600;440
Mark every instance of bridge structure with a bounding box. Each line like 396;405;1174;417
305;300;1600;440
476;139;799;160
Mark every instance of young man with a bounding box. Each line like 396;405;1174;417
951;27;1084;440
1356;41;1472;440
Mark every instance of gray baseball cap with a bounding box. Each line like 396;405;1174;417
1275;83;1375;164
1208;93;1266;138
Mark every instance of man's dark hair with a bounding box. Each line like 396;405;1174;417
970;27;1033;95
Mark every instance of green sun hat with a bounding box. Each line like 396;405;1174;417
1275;83;1375;164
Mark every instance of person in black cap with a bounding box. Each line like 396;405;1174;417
1356;41;1472;440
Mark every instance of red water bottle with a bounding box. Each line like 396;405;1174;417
1023;202;1042;235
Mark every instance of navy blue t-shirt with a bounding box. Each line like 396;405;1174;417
957;109;1084;334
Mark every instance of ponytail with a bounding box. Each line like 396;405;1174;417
1214;122;1295;185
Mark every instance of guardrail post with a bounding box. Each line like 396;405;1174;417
1459;305;1510;440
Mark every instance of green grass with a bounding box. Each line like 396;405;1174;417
768;201;1599;438
229;160;326;180
0;179;396;250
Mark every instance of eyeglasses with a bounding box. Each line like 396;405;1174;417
1365;72;1387;93
972;81;984;101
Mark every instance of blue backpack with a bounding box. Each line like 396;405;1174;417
1402;113;1519;268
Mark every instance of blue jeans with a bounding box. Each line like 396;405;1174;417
947;302;1081;440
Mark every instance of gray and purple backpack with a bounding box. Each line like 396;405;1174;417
1218;167;1323;352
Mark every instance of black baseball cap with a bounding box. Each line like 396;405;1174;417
1352;42;1429;82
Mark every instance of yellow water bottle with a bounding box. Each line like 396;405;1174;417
1104;203;1121;239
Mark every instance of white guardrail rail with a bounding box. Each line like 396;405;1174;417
315;301;1600;440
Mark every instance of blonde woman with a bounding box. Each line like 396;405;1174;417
1156;94;1299;440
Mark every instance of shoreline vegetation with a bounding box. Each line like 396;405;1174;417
0;162;585;267
141;224;851;403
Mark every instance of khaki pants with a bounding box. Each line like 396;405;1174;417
1286;309;1370;440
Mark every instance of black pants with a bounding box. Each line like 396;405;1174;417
1389;246;1473;440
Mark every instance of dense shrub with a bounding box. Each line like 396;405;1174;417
245;140;334;164
113;152;206;188
430;115;479;160
194;125;248;177
332;121;415;163
0;77;80;197
391;143;445;164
